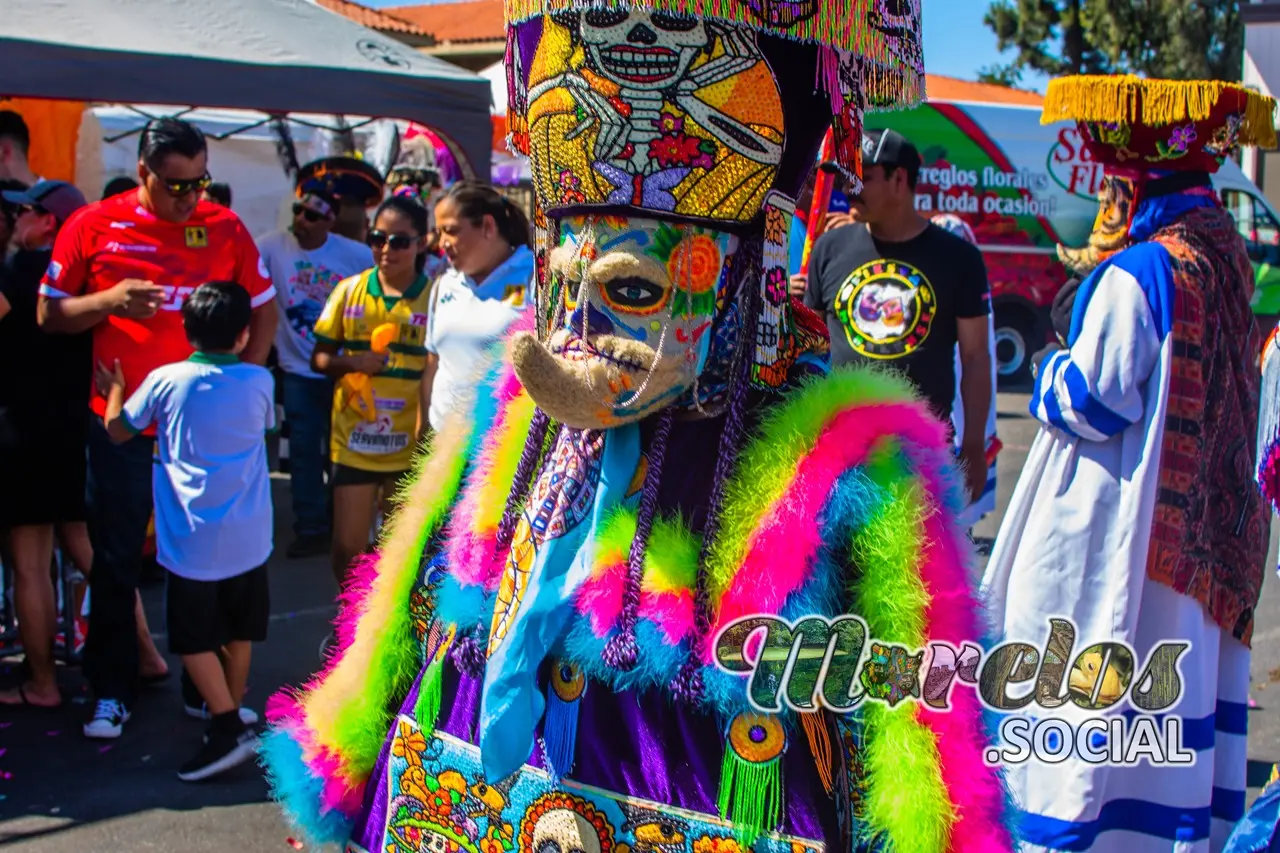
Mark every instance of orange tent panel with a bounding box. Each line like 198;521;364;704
0;97;86;183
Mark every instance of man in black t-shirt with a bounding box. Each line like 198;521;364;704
795;129;993;501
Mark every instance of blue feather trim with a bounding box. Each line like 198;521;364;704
258;727;355;846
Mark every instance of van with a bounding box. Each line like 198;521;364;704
862;101;1280;384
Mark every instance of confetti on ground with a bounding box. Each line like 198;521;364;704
141;755;151;762
1;772;12;780
45;731;59;737
72;696;88;705
0;748;6;758
50;807;60;814
286;838;304;850
0;723;12;729
98;745;113;754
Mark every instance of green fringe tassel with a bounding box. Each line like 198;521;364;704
413;658;444;736
717;748;783;848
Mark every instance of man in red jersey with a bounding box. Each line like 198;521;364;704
37;118;278;739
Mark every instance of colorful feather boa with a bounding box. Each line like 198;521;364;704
262;357;1013;852
261;318;532;843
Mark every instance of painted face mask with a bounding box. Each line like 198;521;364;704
511;216;737;429
1056;172;1136;275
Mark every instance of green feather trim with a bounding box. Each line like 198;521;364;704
848;451;954;853
316;414;476;782
706;367;919;604
591;507;698;593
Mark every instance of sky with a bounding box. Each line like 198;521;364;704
360;0;1051;93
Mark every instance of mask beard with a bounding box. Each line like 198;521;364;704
511;330;689;430
1057;173;1137;275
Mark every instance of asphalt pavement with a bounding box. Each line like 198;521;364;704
1;393;1279;851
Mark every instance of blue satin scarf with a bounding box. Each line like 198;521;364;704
478;421;642;781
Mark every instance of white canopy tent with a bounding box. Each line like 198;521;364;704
0;0;493;179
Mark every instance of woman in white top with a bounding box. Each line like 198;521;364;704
424;183;536;431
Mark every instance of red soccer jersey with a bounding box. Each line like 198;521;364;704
39;189;274;433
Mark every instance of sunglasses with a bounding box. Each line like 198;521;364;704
367;230;416;251
292;203;328;223
151;170;213;197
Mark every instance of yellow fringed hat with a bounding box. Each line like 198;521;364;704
1041;75;1278;173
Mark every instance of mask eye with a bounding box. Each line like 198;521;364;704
651;12;699;30
600;276;669;314
584;9;629;27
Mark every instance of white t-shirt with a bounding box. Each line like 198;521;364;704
258;229;373;378
425;245;535;431
122;354;276;581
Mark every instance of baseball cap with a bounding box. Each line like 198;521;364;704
2;180;88;224
861;129;922;171
296;191;338;218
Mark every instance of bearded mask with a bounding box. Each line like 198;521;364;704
512;217;737;428
1057;173;1136;275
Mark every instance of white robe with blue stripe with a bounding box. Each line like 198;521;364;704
981;241;1250;853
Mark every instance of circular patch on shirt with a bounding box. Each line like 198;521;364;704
833;258;935;358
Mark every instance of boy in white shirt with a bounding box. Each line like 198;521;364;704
98;281;275;782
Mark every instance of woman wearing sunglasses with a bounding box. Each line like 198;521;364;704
310;196;435;597
423;182;534;433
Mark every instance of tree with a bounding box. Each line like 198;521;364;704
981;0;1112;82
981;0;1243;84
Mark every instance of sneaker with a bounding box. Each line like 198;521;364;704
177;727;259;782
84;699;131;739
286;533;331;559
183;704;259;726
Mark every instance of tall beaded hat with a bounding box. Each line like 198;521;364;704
499;0;926;416
504;0;924;221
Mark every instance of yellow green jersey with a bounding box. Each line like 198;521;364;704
313;268;432;472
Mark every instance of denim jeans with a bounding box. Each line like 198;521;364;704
83;415;155;704
281;372;334;538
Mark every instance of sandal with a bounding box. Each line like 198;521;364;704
0;684;64;710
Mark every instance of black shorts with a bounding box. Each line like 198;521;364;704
331;463;410;488
166;564;270;655
0;409;88;527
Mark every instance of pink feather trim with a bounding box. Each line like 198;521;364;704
576;559;695;644
912;464;1015;853
1259;436;1280;514
334;552;382;653
710;402;947;662
262;550;381;736
444;341;527;589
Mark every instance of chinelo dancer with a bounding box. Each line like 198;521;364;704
982;75;1277;852
261;3;1014;853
